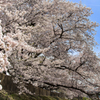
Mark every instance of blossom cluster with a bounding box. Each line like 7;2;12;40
0;20;18;73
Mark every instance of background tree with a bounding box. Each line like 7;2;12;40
0;0;100;99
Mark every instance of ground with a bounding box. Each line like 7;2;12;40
0;89;91;100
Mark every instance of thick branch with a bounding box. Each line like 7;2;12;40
55;66;100;87
75;61;86;71
43;81;92;96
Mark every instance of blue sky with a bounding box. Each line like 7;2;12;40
69;0;100;56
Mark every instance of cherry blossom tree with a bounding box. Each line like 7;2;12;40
0;0;100;99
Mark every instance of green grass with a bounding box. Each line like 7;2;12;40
0;90;91;100
72;97;91;100
0;90;69;100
